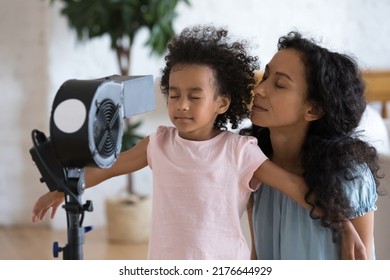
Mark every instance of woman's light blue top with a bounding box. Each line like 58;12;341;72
252;165;377;259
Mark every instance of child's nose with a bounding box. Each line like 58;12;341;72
178;97;189;110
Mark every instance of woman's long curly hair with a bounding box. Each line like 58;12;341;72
160;25;260;130
249;31;381;238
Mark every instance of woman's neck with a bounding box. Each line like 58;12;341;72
269;127;307;175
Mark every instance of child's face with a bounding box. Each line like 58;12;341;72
251;49;312;130
167;64;229;141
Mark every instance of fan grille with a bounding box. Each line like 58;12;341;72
93;99;120;157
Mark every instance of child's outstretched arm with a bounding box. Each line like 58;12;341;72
253;159;310;209
85;136;149;186
32;137;150;222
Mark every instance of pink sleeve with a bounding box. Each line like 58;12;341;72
236;135;267;192
147;126;169;169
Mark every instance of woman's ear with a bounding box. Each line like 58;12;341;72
216;96;231;114
305;103;324;121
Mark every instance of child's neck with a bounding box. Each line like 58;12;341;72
177;128;222;141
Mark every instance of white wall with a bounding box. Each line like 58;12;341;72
1;0;390;229
0;0;49;226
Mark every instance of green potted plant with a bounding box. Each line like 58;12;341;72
50;0;190;243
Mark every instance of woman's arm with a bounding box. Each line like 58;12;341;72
247;195;257;260
348;212;374;259
341;219;368;260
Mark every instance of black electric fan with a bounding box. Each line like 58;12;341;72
29;75;155;259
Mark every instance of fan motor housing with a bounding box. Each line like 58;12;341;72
50;76;124;168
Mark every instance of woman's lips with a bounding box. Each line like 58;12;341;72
252;103;268;112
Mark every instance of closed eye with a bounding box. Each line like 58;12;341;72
259;72;268;84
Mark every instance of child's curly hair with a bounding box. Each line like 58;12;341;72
160;24;260;130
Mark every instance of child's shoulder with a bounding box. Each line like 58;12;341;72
148;126;176;149
155;125;174;134
218;130;259;152
224;130;258;143
151;125;176;139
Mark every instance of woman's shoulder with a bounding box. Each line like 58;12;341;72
343;164;378;217
343;164;375;187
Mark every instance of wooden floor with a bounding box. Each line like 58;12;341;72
0;226;148;260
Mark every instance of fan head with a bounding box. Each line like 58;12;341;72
50;77;124;168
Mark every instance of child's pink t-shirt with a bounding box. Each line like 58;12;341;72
146;126;267;259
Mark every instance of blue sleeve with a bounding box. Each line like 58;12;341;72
343;164;378;219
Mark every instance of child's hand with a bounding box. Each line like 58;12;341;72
32;191;64;222
341;220;367;260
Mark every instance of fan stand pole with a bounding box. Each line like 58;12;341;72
54;168;93;260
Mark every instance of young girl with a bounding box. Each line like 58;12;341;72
32;25;362;259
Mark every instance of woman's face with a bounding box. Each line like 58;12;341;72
251;49;312;129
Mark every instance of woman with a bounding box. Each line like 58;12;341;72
246;31;380;259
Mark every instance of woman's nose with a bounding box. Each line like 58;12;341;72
253;84;266;97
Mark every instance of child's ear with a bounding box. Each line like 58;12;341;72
216;96;231;114
305;102;324;121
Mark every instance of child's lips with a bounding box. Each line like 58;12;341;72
175;115;193;120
